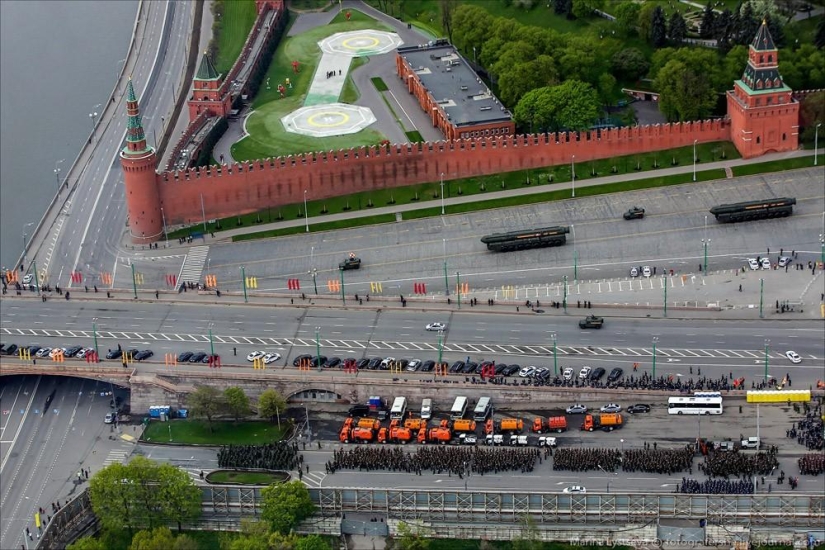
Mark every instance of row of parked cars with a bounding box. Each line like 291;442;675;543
0;343;154;361
562;366;624;383
565;403;651;414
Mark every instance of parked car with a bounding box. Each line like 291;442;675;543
106;349;123;360
177;351;193;362
104;412;116;424
578;366;591;379
607;367;624;382
76;347;92;359
367;357;383;370
562;367;574;381
623;206;645;220
292;354;312;367
450;361;465;373
462;362;477;374
589;367;606;381
246;350;266;362
420;360;435;372
37;347;53;358
504;365;520;376
134;350;154;361
323;357;341;368
64;346;84;357
642;266;652;277
761;257;771;269
519;366;536;377
747;258;760;270
356;358;371;370
4;344;18;356
263;352;281;364
189;352;207;363
778;256;791;267
629;267;639;278
627;404;651;414
600;403;622;413
566;404;588;414
406;359;422;371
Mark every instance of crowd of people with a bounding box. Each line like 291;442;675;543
699;448;779;478
787;405;824;451
503;372;750;393
678;478;754;494
217;442;299;471
552;446;695;474
798;454;825;476
552;448;622;472
328;445;538;476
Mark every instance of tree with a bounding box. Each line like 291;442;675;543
129;527;176;550
512;515;542;550
611;48;650;82
295;535;331;550
439;0;459;43
514;80;601;132
553;0;571;16
815;18;825;50
800;91;825;143
714;9;734;51
224;386;250;422
597;73;617;106
89;462;141;534
261;481;315;535
700;2;716;38
258;388;286;425
668;12;688;45
655;59;718;121
156;462;203;531
172;535;199;550
395;521;431;550
722;45;749;85
650;6;668;47
497;55;558;107
614;1;641;36
450;4;493;54
637;2;657;43
67;537;107;550
780;44;825;90
188;385;224;432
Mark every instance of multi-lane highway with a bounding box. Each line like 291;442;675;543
2;301;822;387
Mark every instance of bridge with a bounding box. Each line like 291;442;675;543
36;485;825;549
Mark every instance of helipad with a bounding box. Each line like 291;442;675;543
319;30;403;57
281;103;377;138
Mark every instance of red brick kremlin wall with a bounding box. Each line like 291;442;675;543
156;120;729;224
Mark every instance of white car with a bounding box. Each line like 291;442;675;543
642;266;652;278
534;367;548;377
49;347;65;359
600;403;622;413
562;367;574;381
747;258;760;270
22;273;33;285
778;256;791;267
425;322;446;331
785;350;802;364
104;413;116;424
563;485;587;494
36;347;52;358
406;359;422;371
519;366;536;377
461;434;477;445
246;350;266;362
578;366;592;379
629;267;639;278
566;403;588;414
380;357;396;367
263;352;281;364
76;348;93;359
761;258;771;269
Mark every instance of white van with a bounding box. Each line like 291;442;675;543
420;398;432;420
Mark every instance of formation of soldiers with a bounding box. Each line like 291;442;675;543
328;445;537;476
217;442;299;471
678;478;754;494
512;373;744;392
798;454;825;476
699;449;779;478
787;408;824;451
552;446;695;475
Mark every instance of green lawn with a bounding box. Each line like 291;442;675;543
428;541;632;550
141;419;286;445
730;156;818;177
206;469;290;484
230;10;393;160
214;0;258;75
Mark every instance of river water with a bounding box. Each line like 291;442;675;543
0;0;137;271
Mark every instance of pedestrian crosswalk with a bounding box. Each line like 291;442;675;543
177;246;209;287
301;471;326;488
102;448;129;466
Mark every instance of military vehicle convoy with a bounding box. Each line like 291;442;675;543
709;197;796;223
480;226;570;252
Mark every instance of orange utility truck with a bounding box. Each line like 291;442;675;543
581;413;623;432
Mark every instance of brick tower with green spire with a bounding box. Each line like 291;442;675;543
187;51;232;121
120;78;162;243
727;20;799;158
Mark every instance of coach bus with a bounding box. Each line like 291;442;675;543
473;396;493;421
668;394;724;415
450;396;469;420
390;397;407;420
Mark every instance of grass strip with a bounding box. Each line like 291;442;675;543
371;76;388;91
730;156;817;177
233;213;397;241
141;419;285;445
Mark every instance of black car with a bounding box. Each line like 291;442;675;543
607;367;624;382
4;344;18;356
449;361;465;373
324;357;341;368
355;358;370;370
589;367;606;381
367;357;383;369
178;351;194;362
494;363;508;375
28;345;42;356
64;345;84;357
348;404;370;417
623;206;645;220
106;349;123;360
505;364;521;376
461;362;478;374
312;355;328;367
627;404;651;414
292;354;312;367
134;350;154;361
420;360;435;372
189;352;207;363
125;349;139;360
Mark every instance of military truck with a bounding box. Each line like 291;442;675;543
339;256;362;270
623;206;645;220
578;315;604;329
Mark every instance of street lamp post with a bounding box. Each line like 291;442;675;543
309;246;318;295
54;159;65;190
815;123;821;166
208;322;215;357
562;275;568;312
240;266;248;303
571;156;576;197
440;173;445;215
443;238;449;296
571;224;578;282
437;330;444;367
663;273;668;317
702;215;710;276
456;271;461;309
161;207;169;246
550;332;558;377
652;337;659;379
339;267;346;305
620;439;624;453
693;139;698;182
315;327;322;372
89;111;99;133
759;277;764;319
92;318;100;357
303;190;309;232
763;339;770;383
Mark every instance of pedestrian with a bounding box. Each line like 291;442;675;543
233;347;237;356
155;290;159;299
200;470;204;479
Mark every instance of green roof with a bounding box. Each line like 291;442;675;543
735;79;792;95
196;52;220;81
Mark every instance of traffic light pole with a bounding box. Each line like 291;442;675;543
663;276;668;318
339;268;346;305
209;324;215;357
92;321;99;357
241;266;248;303
551;332;558;377
33;261;41;296
315;327;322;372
131;263;138;299
759;278;764;319
456;271;461;309
563;275;568;312
437;330;444;366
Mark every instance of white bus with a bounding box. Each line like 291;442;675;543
473;396;492;421
390;397;407;420
450;396;468;420
668;394;723;415
420;399;433;420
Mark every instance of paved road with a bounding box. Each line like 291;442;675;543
1;301;822;387
0;375;134;550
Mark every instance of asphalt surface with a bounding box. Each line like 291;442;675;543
1;301;822;388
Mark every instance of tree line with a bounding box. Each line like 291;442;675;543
188;386;287;432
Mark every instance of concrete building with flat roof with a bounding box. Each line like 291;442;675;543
396;40;514;141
